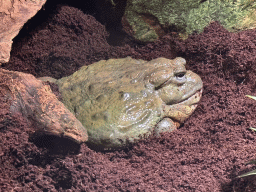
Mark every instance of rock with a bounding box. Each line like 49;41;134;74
0;68;88;143
0;0;46;64
122;0;256;42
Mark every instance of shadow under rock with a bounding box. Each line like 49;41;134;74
31;135;81;155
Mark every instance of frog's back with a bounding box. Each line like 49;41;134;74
57;57;163;150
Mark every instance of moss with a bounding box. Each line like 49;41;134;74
186;0;254;34
125;0;201;42
124;0;256;42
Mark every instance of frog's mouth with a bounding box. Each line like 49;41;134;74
179;88;203;106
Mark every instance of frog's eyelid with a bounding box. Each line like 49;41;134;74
174;71;186;78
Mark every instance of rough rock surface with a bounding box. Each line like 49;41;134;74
0;0;46;64
0;68;88;143
122;0;256;42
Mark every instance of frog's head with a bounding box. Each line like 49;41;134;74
146;57;203;123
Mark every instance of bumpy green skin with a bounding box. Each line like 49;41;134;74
57;57;203;150
124;0;256;42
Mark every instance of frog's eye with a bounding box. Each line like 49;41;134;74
174;72;186;83
175;72;186;79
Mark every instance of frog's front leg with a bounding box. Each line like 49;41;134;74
155;118;178;136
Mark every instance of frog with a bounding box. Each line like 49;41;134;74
43;57;203;150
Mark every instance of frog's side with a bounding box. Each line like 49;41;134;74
56;57;203;150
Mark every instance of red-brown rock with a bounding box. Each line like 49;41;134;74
0;0;46;64
0;68;88;143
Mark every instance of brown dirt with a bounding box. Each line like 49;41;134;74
1;4;256;192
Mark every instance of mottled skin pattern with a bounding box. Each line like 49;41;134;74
56;57;203;150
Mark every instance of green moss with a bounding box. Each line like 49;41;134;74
124;0;256;42
125;0;202;42
186;0;253;34
125;13;159;42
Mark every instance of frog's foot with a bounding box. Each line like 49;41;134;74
155;118;178;136
1;69;88;143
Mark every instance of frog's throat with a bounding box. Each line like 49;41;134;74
164;88;202;123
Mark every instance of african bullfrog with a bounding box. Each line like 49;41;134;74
50;57;203;150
